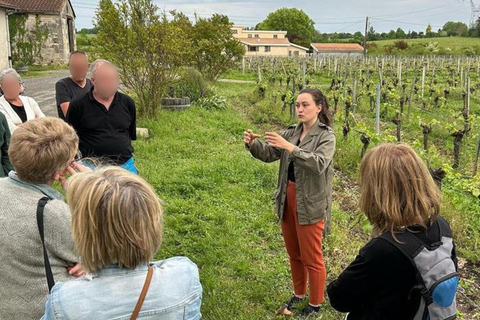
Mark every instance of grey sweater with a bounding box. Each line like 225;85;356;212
0;173;78;319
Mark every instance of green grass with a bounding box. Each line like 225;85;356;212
368;37;480;55
207;78;480;318
19;64;67;78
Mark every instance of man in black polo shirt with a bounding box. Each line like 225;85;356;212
55;51;92;120
66;59;138;174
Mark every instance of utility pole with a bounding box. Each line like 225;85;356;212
363;17;368;59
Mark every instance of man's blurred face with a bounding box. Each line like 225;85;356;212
69;53;89;82
92;64;119;99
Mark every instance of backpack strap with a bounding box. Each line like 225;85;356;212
36;196;55;293
435;216;452;238
379;226;435;308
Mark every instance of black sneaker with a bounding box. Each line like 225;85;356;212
299;304;321;318
275;294;306;316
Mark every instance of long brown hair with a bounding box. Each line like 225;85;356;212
299;88;332;127
359;144;441;239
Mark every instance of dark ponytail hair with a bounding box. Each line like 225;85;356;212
298;88;332;128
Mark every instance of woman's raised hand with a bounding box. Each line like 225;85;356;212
243;129;261;146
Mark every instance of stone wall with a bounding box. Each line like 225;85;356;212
15;3;76;65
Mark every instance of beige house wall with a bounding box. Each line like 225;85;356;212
243;44;307;57
313;51;363;59
0;8;9;70
232;26;287;39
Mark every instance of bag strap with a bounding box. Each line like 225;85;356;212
130;265;154;320
379;228;436;318
36;196;55;293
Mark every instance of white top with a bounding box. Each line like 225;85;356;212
0;95;45;133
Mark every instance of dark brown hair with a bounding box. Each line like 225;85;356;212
299;88;332;127
69;50;88;59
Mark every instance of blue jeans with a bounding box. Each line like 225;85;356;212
119;157;139;175
82;157;139;175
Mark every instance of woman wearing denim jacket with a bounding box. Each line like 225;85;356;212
244;88;335;317
41;167;202;320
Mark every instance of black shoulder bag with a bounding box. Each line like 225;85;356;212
36;196;55;293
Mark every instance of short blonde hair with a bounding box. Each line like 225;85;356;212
359;143;441;237
67;167;163;273
8;118;78;184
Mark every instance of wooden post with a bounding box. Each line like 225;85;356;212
352;75;357;115
302;60;306;87
474;124;480;176
398;61;402;86
375;84;381;134
407;79;415;121
421;66;426;100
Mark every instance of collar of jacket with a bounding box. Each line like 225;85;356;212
289;119;326;147
8;171;64;200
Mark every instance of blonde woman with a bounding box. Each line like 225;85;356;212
0;68;45;133
41;167;202;320
327;144;458;320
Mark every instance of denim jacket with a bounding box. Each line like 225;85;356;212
40;257;202;320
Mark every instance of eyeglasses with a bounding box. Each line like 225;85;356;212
69;150;83;168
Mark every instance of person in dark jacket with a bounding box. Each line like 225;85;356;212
244;89;335;317
0;111;13;176
327;143;457;320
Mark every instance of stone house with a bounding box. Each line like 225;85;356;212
4;0;76;66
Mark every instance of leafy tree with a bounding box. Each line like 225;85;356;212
395;28;406;39
190;14;245;81
95;0;192;117
442;21;469;37
256;8;315;48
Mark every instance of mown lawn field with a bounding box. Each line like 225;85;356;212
131;80;479;320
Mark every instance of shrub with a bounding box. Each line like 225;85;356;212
464;46;476;57
394;40;408;50
194;93;228;110
172;67;209;102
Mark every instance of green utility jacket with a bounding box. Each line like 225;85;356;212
248;120;335;226
0;112;13;177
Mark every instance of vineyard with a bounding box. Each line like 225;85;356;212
207;55;480;318
235;55;480;199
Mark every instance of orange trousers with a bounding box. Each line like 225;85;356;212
281;181;326;305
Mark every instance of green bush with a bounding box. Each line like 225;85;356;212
172;67;209;102
464;46;476;56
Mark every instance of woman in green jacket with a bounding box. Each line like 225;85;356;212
244;88;336;317
0;111;13;177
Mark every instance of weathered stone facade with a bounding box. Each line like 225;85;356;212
10;0;76;65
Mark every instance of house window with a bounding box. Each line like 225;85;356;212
294;51;299;56
232;29;238;34
254;34;259;38
273;35;278;39
289;51;292;57
248;46;258;52
265;46;271;52
248;34;252;38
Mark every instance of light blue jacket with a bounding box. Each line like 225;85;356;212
40;257;202;320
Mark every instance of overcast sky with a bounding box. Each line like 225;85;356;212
72;0;474;33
